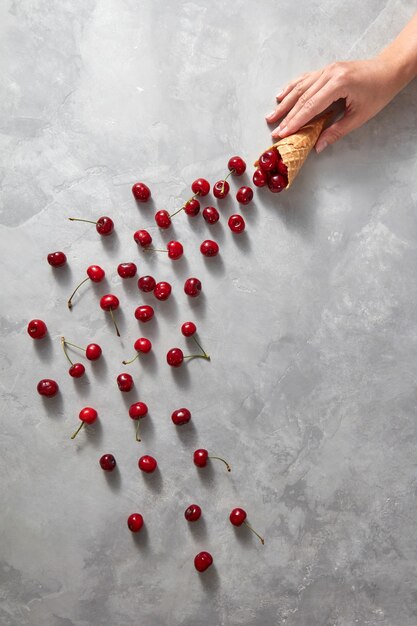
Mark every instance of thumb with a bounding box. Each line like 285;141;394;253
315;115;356;154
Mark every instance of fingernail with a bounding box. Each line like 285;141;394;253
316;140;328;154
265;111;275;120
276;125;287;136
276;90;284;99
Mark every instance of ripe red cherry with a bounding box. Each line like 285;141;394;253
184;199;200;216
37;379;59;397
277;158;288;176
99;454;116;471
228;156;246;175
27;319;47;340
193;448;231;471
202;206;219;224
166;348;184;367
71;406;98;439
154;281;172;301
123;337;152;365
155;210;171;229
127;513;144;532
47;251;67;267
253;168;268;187
69;363;85;378
86;343;102;360
87;265;105;282
184;277;201;297
229;508;265;544
134;229;152;247
138;275;156;292
129;401;148;441
96;216;114;236
100;294;121;337
132;182;151;202
167;240;184;260
236;186;253;205
181;321;197;337
213;180;230;199
259;149;279;173
191;178;210;196
184;504;201;522
171;407;191;426
138;455;157;473
117;372;134;392
117;263;137;279
194;551;213;572
228;214;245;233
200;240;219;257
268;173;287;193
134;305;154;323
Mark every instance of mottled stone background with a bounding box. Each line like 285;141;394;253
2;1;417;624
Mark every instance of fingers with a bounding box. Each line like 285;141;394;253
315;114;357;153
266;72;322;124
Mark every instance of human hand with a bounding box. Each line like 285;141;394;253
265;58;404;153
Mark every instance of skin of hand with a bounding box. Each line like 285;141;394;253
265;12;417;153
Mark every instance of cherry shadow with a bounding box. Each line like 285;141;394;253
100;229;121;254
232;523;262;547
85;418;104;448
201;254;226;277
195;464;215;487
136;316;160;342
135;415;156;444
229;230;251;254
120;276;140;298
50;263;74;287
41;392;64;418
131;524;150;553
174;420;198;447
186;291;207;313
240;201;258;224
90;355;109;377
155;295;179;319
202;220;226;244
170;363;192;389
103;464;122;491
33;333;54;362
198;563;220;591
72;373;92;398
187;516;208;540
140;466;163;493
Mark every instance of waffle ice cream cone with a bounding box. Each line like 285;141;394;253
255;111;330;189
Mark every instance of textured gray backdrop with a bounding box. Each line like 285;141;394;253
1;1;417;625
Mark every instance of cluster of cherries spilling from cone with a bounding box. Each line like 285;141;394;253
253;147;288;193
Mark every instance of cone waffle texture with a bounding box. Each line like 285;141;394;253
255;112;329;189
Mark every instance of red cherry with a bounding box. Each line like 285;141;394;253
134;337;152;353
277;159;288;176
138;275;156;293
181;321;197;337
155;210;171;229
134;229;152;247
236;186;253;205
71;406;98;439
193;448;231;471
268;174;287;193
194;551;213;572
96;216;114;236
171;407;191;426
184;199;200;217
37;379;59;397
87;265;105;282
229;508;265;544
117;373;134;392
47;251;67;267
86;343;102;360
202;206;220;224
132;182;151;202
252;168;268;187
200;240;219;257
228;214;245;233
69;363;85;378
129;402;148;419
134;305;154;323
154;281;172;301
167;240;184;260
191;178;210;196
166;348;184;367
138;455;157;473
184;504;201;522
213;180;230;199
127;513;144;532
259;149;279;173
117;263;137;279
27;319;47;340
99;453;116;471
184;277;201;297
100;294;119;311
228;156;246;175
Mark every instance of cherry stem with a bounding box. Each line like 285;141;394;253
61;337;73;365
70;422;85;440
192;336;208;358
243;520;265;545
122;353;140;365
63;340;86;352
67;276;90;309
183;354;211;362
143;248;168;253
135;421;141;442
68;217;97;225
169;193;199;219
109;309;121;337
221;169;233;193
208;455;231;472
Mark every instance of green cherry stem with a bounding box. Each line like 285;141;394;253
67;276;90;309
61;337;73;365
109;308;121;337
244;521;265;545
135;421;141;442
169;192;200;219
68;217;96;225
63;340;85;352
221;169;234;194
70;422;85;440
122;353;140;365
209;455;231;472
192;336;209;358
143;248;168;253
183;354;211;362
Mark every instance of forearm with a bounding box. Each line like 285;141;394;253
377;11;417;92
